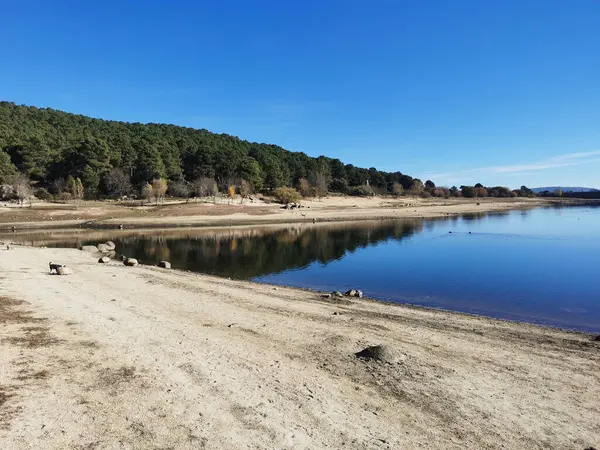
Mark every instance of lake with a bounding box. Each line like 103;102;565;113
8;206;600;332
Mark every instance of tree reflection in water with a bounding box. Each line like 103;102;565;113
111;220;423;279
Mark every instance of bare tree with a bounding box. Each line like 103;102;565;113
210;179;219;204
474;187;488;198
310;171;328;199
193;177;217;202
297;178;310;197
151;178;168;205
433;187;450;198
409;179;424;197
12;174;33;206
239;179;253;203
392;182;404;198
168;180;190;202
104;168;132;199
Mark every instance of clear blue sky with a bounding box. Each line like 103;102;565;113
1;0;599;188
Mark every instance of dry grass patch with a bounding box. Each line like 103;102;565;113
78;340;100;349
96;365;137;389
0;296;44;325
0;386;21;430
15;369;50;382
3;325;62;348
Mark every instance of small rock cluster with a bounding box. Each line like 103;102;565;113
322;289;363;299
82;241;117;259
283;203;305;210
344;289;363;298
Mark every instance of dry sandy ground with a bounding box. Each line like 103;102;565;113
0;196;551;231
0;246;599;450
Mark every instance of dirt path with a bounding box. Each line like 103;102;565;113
0;246;598;449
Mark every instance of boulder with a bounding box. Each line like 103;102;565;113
356;290;363;298
56;266;73;275
81;245;99;253
158;260;171;269
98;256;110;264
123;258;138;267
593;335;600;342
97;243;111;253
105;241;116;250
321;293;332;299
333;291;344;298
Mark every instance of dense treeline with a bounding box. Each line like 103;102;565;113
0;101;418;200
536;190;600;200
456;183;536;199
0;102;539;202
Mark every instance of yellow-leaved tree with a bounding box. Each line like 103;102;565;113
227;185;236;204
151;178;168;205
141;182;154;204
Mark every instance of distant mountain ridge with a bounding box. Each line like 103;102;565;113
531;186;600;193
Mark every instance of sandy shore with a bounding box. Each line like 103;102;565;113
0;246;598;449
0;196;553;231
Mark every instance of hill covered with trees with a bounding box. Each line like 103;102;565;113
0;101;419;200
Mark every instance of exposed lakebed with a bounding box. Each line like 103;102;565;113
8;206;600;332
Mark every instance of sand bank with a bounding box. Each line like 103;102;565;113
0;196;552;231
0;246;598;449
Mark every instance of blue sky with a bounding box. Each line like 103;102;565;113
1;0;599;188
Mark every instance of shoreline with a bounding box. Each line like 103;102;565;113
0;196;559;232
1;241;597;336
0;246;598;449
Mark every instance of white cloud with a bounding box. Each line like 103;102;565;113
424;150;600;181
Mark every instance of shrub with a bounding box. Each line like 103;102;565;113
168;180;190;199
273;187;301;204
350;185;375;197
0;184;14;200
330;178;349;194
34;188;52;200
59;192;73;201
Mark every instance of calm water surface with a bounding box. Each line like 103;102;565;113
14;206;600;332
